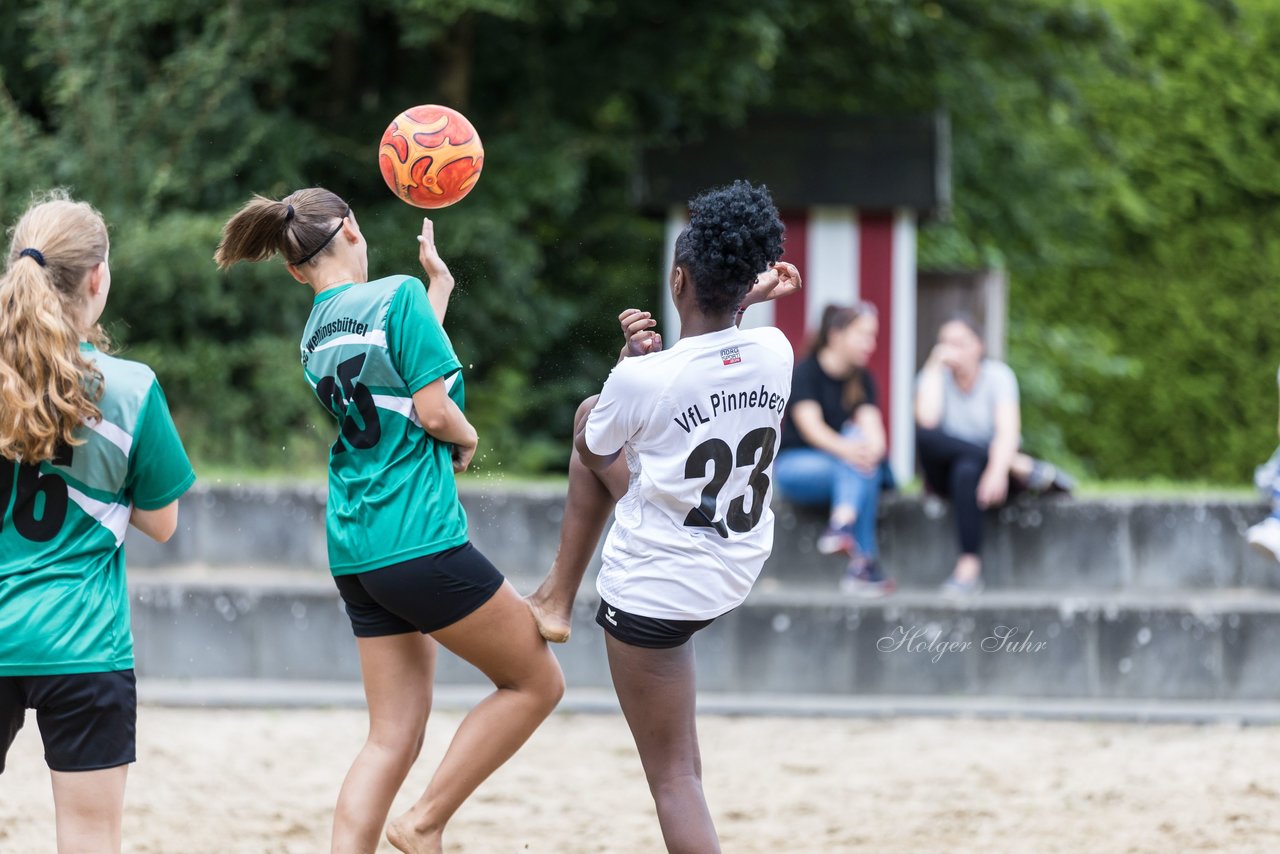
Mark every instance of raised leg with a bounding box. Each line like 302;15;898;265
527;395;630;642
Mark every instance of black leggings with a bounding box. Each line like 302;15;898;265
916;427;1019;556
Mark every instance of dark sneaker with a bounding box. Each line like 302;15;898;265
839;560;896;598
817;525;856;556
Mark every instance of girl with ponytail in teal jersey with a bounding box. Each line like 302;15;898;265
216;188;563;854
0;192;195;854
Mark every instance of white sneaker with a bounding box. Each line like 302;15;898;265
1246;517;1280;563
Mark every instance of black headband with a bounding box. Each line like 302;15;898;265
18;247;46;267
285;204;295;221
292;206;350;266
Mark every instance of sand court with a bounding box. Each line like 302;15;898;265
3;706;1280;852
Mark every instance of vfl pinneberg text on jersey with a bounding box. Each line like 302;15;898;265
673;385;789;434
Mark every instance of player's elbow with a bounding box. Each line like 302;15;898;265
133;503;179;543
915;409;940;430
417;403;452;435
151;520;178;544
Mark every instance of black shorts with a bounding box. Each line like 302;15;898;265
334;542;505;637
0;670;137;774
596;599;717;649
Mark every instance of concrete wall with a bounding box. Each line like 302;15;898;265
117;483;1280;700
126;484;1277;593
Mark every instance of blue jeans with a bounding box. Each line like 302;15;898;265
774;441;882;558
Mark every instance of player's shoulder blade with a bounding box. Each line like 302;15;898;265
87;348;156;424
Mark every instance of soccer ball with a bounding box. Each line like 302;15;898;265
378;105;484;209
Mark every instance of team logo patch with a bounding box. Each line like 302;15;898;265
720;346;742;366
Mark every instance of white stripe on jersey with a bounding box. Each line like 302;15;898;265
370;394;422;427
66;486;131;546
309;329;389;354
83;417;133;457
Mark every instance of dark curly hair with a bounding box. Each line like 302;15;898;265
674;180;785;315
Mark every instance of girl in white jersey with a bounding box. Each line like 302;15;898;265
0;192;195;854
529;180;799;852
215;190;563;854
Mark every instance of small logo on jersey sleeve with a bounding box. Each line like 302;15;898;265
720;346;742;366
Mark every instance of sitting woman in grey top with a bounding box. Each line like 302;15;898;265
915;315;1071;596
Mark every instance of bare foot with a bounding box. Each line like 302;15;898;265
525;593;572;644
386;815;443;854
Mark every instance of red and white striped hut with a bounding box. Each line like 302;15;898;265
640;114;951;483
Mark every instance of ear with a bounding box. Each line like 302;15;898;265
284;262;308;284
342;217;362;245
671;265;687;298
86;261;105;297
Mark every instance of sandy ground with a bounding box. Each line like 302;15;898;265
2;707;1280;853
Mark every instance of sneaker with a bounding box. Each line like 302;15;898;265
839;560;896;598
817;525;856;556
1247;517;1280;563
940;576;985;598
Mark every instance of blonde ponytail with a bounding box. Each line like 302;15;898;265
0;190;109;463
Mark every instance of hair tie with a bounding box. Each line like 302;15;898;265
285;204;295;221
18;248;46;267
292;204;350;266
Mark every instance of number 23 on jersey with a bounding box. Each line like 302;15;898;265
683;427;777;538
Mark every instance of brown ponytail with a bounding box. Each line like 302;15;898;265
0;190;110;463
214;188;348;269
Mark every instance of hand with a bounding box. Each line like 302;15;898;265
926;343;958;371
977;466;1009;508
618;308;662;358
839;439;882;474
417;217;453;284
741;262;802;309
452;432;477;474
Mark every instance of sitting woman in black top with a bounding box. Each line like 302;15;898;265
775;303;894;597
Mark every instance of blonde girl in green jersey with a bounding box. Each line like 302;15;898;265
0;191;195;854
216;188;563;854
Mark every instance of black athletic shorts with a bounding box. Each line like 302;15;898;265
334;542;505;637
0;669;137;774
596;598;717;649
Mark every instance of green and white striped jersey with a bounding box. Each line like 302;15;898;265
301;275;468;575
0;344;195;676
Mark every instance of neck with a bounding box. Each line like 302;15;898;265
816;347;852;377
306;258;364;295
677;309;737;338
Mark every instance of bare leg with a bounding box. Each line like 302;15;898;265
387;582;564;853
50;765;128;854
527;395;630;642
332;632;435;853
606;635;721;854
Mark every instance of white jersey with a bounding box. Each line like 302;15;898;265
585;325;794;620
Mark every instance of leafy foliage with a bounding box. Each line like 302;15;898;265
0;0;1274;480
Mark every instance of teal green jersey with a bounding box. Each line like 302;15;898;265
301;275;469;575
0;345;195;676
